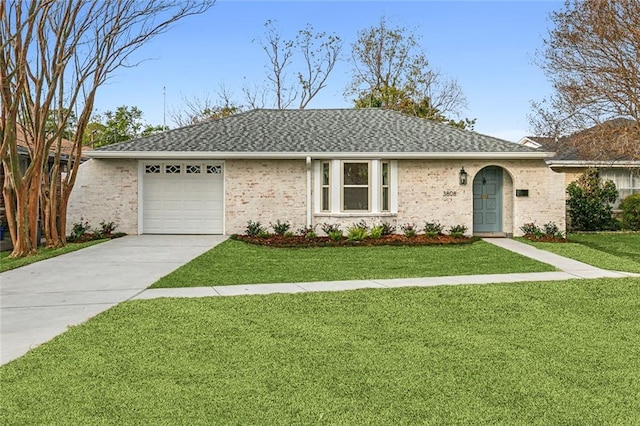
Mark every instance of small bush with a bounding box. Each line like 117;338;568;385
283;231;295;238
346;221;369;241
246;221;266;237
297;225;317;239
400;223;417;237
99;220;117;235
369;225;384;239
270;220;291;236
69;217;91;241
321;223;344;240
520;221;564;240
448;224;467;238
424;221;444;237
620;193;640;230
378;222;396;236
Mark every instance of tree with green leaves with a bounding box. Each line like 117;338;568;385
88;106;166;148
347;16;473;129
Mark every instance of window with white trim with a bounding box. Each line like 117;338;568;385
321;161;331;212
316;160;396;214
381;161;390;212
343;162;370;211
599;168;640;208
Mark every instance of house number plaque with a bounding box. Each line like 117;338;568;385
443;190;457;197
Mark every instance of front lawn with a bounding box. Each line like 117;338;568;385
2;278;640;424
520;232;640;273
0;239;107;273
151;239;555;288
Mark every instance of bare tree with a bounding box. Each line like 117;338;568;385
255;20;342;109
0;0;214;257
347;16;468;126
170;85;243;127
532;0;640;160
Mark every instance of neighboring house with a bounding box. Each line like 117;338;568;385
519;123;640;209
0;129;81;249
67;108;565;237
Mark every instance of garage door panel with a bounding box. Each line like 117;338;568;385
143;162;224;234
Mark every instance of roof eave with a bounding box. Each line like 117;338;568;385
88;151;553;160
547;159;640;167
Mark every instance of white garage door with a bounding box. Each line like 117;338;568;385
142;162;223;234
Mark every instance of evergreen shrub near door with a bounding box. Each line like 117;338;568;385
620;194;640;230
566;169;619;231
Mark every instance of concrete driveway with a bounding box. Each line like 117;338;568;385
0;235;227;365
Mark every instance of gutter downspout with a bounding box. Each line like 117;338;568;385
306;156;312;228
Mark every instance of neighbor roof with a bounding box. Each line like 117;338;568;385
91;109;550;159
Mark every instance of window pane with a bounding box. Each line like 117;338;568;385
344;163;368;185
382;163;389;186
322;162;330;185
382;187;389;211
322;187;330;211
344;187;368;210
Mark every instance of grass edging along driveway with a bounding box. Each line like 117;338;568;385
0;239;107;273
518;232;640;274
3;278;640;424
151;239;555;288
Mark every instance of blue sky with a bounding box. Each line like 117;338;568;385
93;0;562;142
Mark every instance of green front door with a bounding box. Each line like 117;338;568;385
473;167;503;233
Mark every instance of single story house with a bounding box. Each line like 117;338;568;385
519;120;640;210
67;108;566;237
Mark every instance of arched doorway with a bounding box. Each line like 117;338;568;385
473;166;503;234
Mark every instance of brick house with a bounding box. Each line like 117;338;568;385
67;108;566;237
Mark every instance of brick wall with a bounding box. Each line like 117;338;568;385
224;159;308;234
66;159;138;235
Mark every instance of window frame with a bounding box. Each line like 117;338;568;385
341;161;371;212
321;161;331;212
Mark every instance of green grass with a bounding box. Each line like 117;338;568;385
519;232;640;273
151;239;555;288
0;239;107;272
3;278;640;424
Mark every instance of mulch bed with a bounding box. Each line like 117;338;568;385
521;234;568;243
68;232;127;243
232;234;480;248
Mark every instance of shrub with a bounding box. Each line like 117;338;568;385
400;223;417;237
99;220;118;235
620;193;640;230
270;219;291;236
566;169;618;231
378;222;396;236
369;225;384;239
297;225;317;239
322;223;344;241
448;224;467;238
424;221;444;237
245;220;266;237
346;221;369;241
520;221;564;240
69;217;91;241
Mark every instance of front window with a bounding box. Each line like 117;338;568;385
321;162;330;211
343;162;369;211
381;162;390;212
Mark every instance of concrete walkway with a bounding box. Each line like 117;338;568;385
1;236;637;366
0;235;227;365
133;238;638;300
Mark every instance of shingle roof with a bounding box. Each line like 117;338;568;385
95;108;541;155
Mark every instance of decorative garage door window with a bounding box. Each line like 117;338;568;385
206;165;222;174
144;163;223;175
145;164;160;174
165;164;181;174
